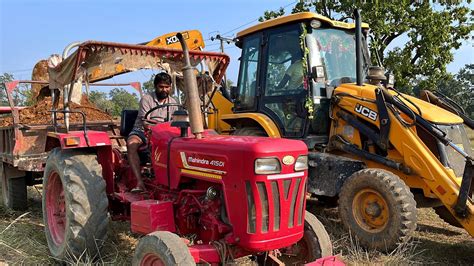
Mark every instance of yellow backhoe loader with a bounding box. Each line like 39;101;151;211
207;10;473;251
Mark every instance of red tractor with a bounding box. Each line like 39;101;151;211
36;34;334;264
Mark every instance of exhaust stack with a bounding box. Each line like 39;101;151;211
354;9;363;86
177;33;203;139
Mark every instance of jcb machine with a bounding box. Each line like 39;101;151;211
2;33;335;264
208;11;474;250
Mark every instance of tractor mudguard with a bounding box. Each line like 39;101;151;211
307;152;365;197
47;130;112;150
220;113;281;137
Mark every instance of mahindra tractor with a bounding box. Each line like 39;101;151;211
206;10;474;250
14;33;335;264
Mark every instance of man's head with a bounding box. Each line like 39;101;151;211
154;72;172;100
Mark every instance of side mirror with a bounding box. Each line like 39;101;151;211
230;86;238;100
311;66;325;83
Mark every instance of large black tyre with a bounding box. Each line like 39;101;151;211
42;148;109;260
268;211;332;265
132;231;195;266
433;206;462;228
1;163;27;211
232;127;267;137
338;168;417;251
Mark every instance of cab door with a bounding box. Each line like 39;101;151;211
259;23;308;138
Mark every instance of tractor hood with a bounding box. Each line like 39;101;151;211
334;83;464;125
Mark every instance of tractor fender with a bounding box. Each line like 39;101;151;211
220;113;281;137
46;131;112;150
308;152;366;197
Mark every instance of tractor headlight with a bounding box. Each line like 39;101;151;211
294;155;308;171
255;158;281;174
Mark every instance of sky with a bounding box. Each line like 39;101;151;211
1;0;472;90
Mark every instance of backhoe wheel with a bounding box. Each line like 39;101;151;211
232;127;267;137
1;163;27;211
433;206;462;228
276;211;332;265
338;168;417;251
132;231;195;266
42;148;109;260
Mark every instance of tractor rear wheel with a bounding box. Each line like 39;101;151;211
274;211;332;265
132;231;195;266
338;168;416;251
433;206;462;228
42;148;109;260
232;127;267;137
1;163;27;211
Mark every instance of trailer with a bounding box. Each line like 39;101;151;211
0;80;136;210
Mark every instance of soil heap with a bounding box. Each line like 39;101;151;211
0;95;113;127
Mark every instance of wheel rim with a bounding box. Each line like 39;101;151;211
141;253;165;266
279;235;312;264
352;188;389;232
46;171;66;246
1;164;9;206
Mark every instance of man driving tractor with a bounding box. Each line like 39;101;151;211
126;72;178;192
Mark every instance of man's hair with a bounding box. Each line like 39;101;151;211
154;72;172;87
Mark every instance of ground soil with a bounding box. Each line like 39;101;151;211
0;96;112;127
0;187;473;265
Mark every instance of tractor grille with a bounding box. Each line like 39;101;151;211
245;178;305;234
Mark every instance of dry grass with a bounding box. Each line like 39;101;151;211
307;201;474;265
1;186;473;265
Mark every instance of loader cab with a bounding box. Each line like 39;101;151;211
233;13;370;139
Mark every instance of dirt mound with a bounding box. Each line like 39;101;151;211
0;95;112;127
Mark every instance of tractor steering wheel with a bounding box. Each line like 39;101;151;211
143;103;182;125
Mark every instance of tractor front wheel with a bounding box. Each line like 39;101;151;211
42;148;109;260
274;211;332;265
132;231;195;266
338;168;417;251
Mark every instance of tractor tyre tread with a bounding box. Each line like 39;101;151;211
304;211;333;258
338;168;417;251
42;148;109;260
132;231;195;266
233;127;267;137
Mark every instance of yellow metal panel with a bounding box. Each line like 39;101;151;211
146;30;205;50
237;12;369;38
334;84;464;124
208;92;234;133
220;113;281;138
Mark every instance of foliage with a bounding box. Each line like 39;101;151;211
0;73;34;106
142;74;156;94
434;64;474;118
260;1;473;94
88;88;139;117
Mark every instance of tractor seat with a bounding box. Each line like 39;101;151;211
120;109;139;137
120;110;150;165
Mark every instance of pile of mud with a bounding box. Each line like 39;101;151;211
0;96;113;127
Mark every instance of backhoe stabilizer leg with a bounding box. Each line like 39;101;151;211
454;159;474;217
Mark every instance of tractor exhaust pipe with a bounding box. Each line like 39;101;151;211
177;33;203;139
354;9;363;86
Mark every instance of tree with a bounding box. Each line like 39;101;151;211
261;1;473;94
109;88;139;116
142;74;156;94
89;91;114;114
434;64;474;118
0;73;34;106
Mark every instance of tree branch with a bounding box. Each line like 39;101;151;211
382;31;404;47
411;49;421;65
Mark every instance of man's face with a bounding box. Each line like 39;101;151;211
156;82;171;100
